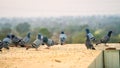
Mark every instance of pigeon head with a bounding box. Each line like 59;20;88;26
38;33;41;40
61;31;64;34
43;36;48;43
27;32;31;38
11;34;15;39
85;28;90;34
6;34;10;38
108;31;112;37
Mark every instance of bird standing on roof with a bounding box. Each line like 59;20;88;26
59;31;67;45
96;31;113;46
42;36;54;49
19;32;31;47
85;29;96;50
0;34;11;52
11;34;21;47
85;35;95;50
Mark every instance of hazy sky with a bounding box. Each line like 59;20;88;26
0;0;120;17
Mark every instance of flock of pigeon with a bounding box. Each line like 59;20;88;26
85;29;113;50
0;31;67;52
0;28;113;52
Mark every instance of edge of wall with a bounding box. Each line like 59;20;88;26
88;50;120;68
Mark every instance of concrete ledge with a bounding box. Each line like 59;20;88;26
89;50;120;68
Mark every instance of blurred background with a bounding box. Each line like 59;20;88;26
0;0;120;43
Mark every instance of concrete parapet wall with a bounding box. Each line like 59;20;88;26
89;50;120;68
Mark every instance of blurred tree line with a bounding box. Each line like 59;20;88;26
0;15;120;43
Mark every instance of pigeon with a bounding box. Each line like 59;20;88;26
19;32;31;47
59;31;67;45
11;34;21;47
43;36;54;49
85;35;95;50
0;35;11;52
96;31;112;46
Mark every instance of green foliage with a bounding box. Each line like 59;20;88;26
94;29;105;41
15;22;31;34
38;28;52;38
0;23;12;40
72;32;85;43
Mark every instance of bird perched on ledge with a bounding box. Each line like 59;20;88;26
19;32;31;47
85;34;96;50
85;28;96;50
42;36;54;49
0;35;11;52
96;31;113;46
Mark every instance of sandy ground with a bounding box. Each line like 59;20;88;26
0;43;119;68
